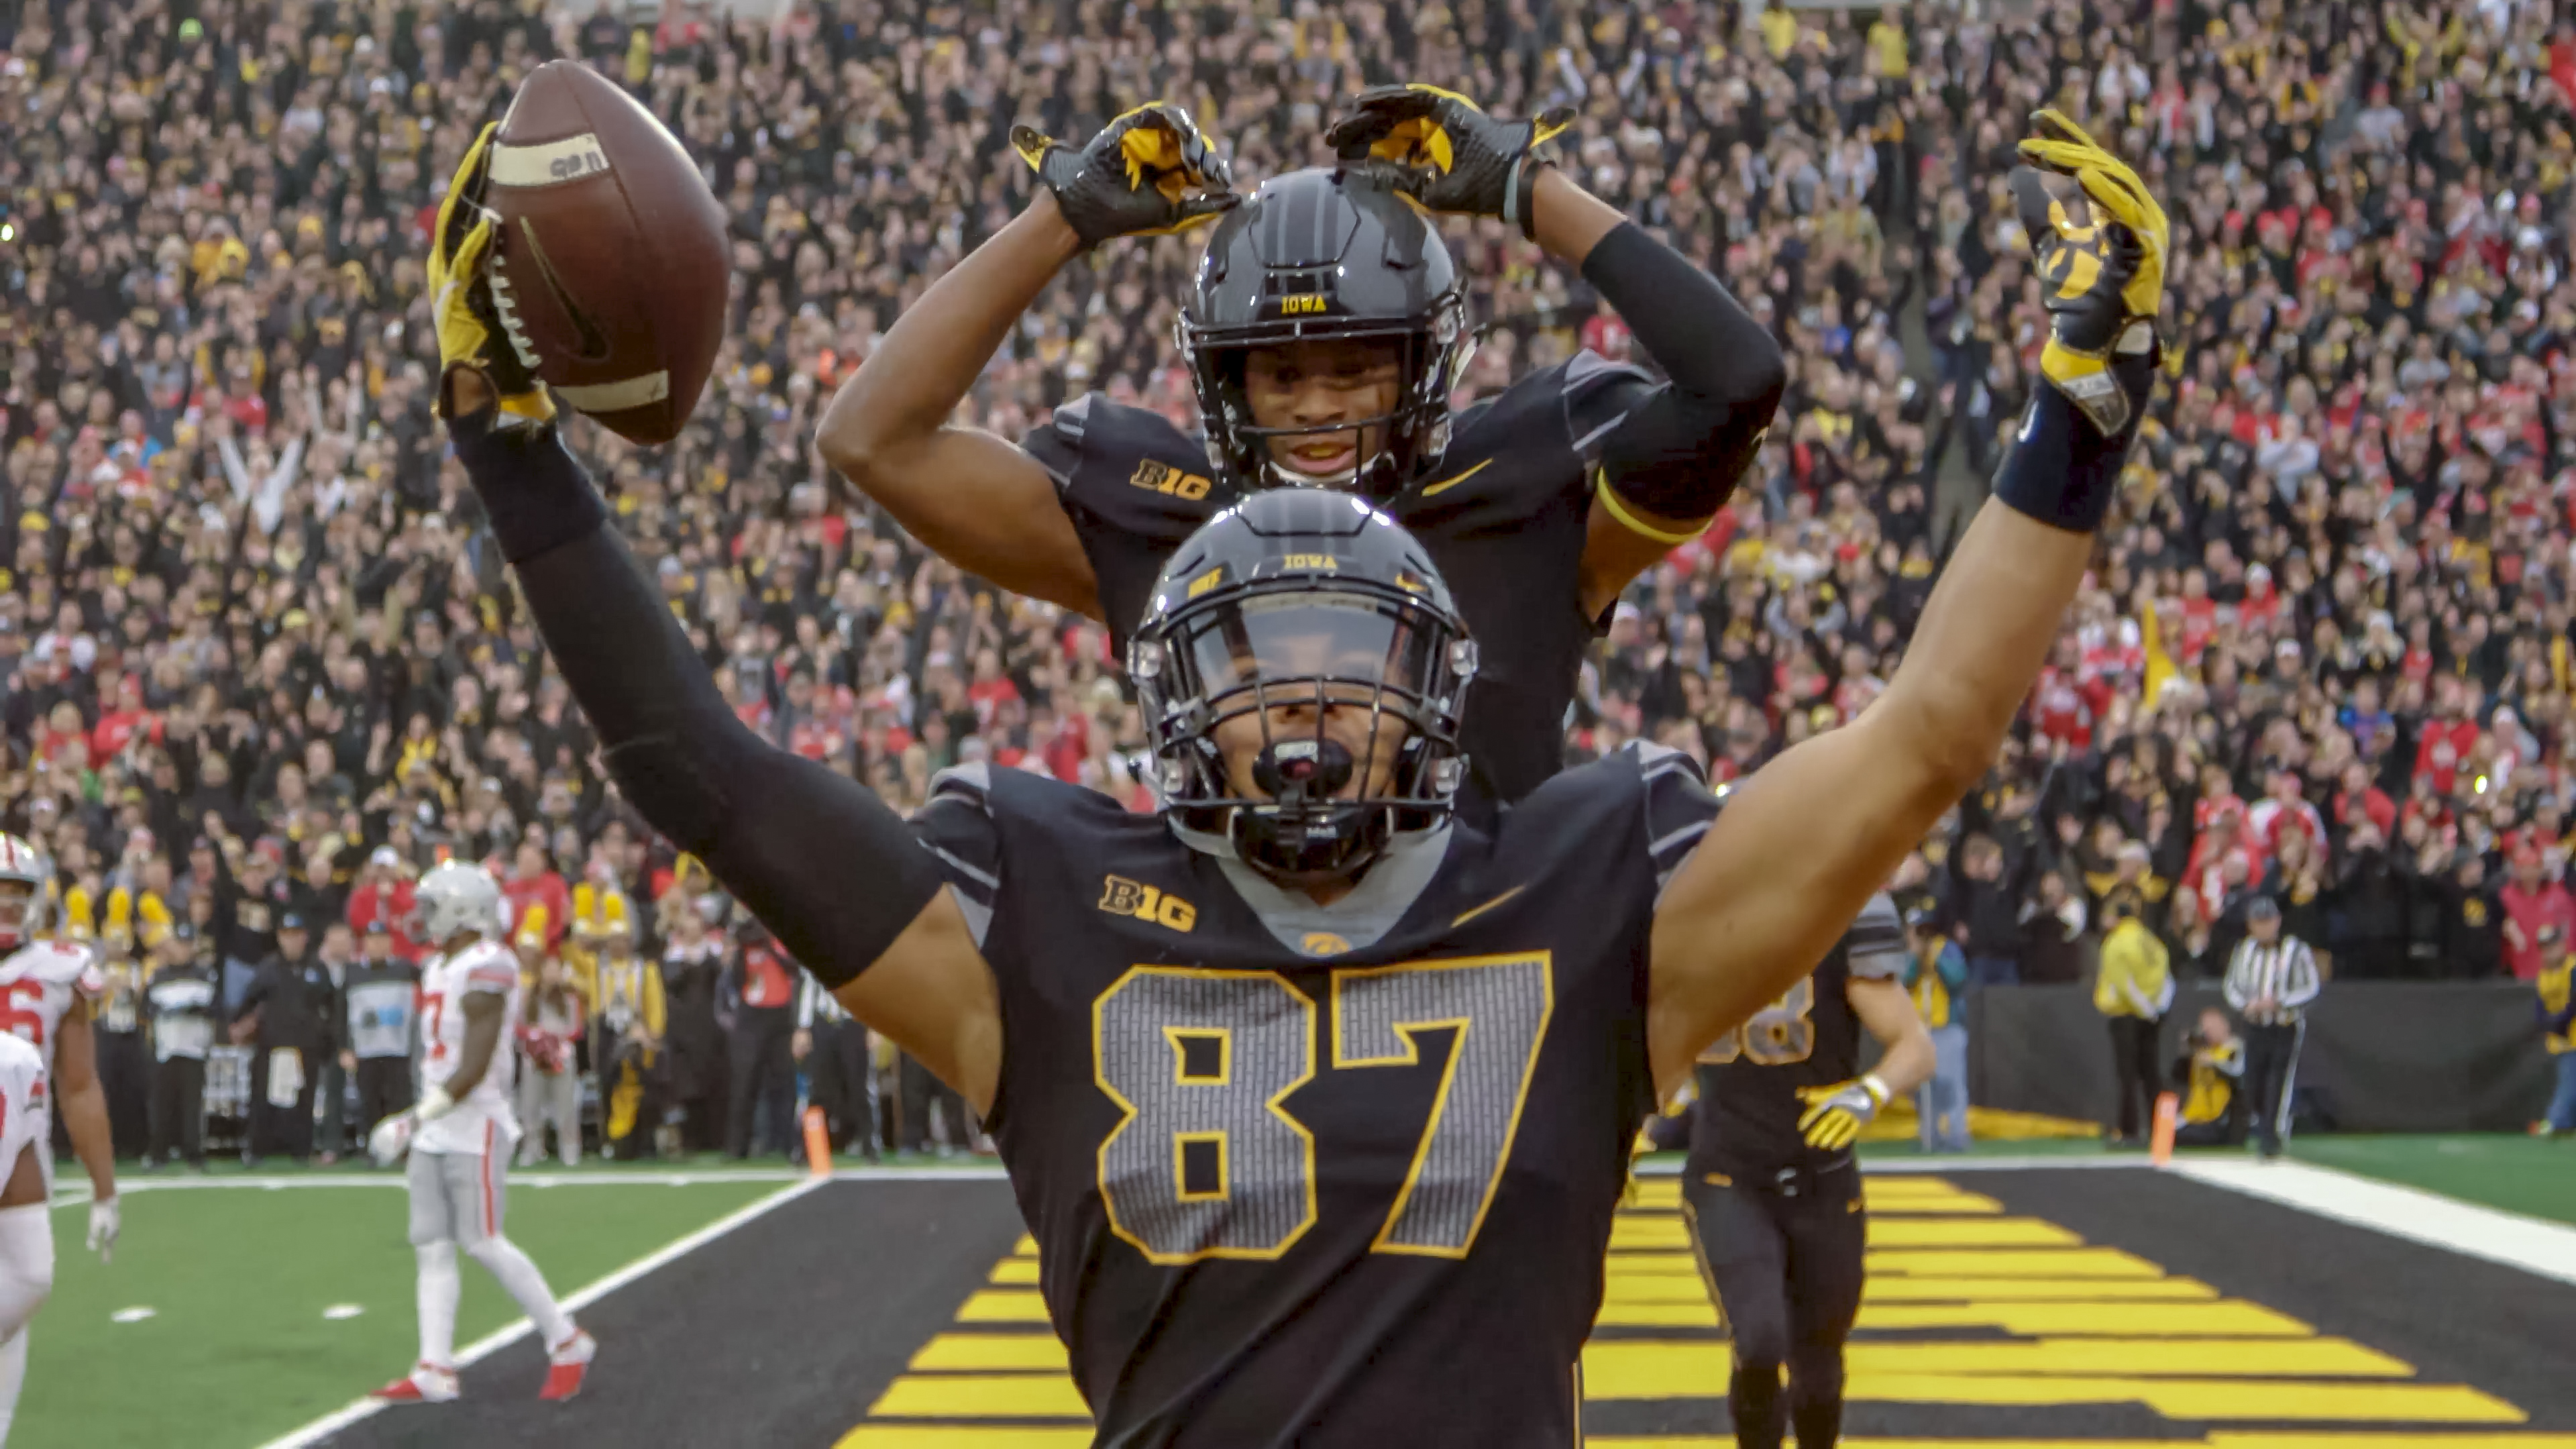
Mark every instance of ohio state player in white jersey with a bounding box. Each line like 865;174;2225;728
0;837;117;1267
0;1032;56;1445
366;861;594;1405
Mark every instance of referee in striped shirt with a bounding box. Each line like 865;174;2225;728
2222;896;2322;1159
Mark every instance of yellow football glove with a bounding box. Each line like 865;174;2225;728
429;121;555;425
1324;84;1574;236
1795;1075;1890;1152
2011;108;2171;437
1010;102;1238;249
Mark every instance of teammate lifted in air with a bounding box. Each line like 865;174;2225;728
0;837;119;1269
427;97;2167;1440
818;93;1784;814
1682;894;1933;1449
366;861;595;1405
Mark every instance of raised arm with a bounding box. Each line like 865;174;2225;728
1320;88;1785;617
449;380;1002;1108
815;104;1236;620
1646;112;2172;1094
1529;172;1785;618
814;198;1097;616
423;126;1002;1107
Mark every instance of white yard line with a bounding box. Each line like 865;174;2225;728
2169;1155;2576;1289
50;1161;1012;1207
1630;1152;2152;1177
254;1175;828;1449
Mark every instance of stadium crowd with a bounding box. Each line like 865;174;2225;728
3;0;2573;1163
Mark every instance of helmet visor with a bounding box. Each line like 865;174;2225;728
1182;591;1442;714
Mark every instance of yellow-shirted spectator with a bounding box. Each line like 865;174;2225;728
2096;893;2174;1148
1901;907;1970;1152
593;924;668;1159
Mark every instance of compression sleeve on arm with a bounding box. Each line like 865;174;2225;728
450;413;944;988
1578;221;1788;522
1990;353;2153;535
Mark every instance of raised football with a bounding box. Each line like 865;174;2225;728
486;60;731;446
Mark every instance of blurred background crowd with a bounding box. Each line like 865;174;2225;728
5;0;2575;1163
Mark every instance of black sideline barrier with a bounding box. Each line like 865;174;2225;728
1966;981;2557;1134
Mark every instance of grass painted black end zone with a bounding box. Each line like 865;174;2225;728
1974;1168;2576;1428
319;1179;1027;1449
318;1168;2576;1446
1585;1397;2203;1439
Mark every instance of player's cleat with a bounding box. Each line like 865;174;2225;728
373;1362;460;1403
539;1330;596;1401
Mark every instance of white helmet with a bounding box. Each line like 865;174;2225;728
0;835;50;952
413;861;504;947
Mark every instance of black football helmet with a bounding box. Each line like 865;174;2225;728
1132;489;1478;886
1179;166;1472;501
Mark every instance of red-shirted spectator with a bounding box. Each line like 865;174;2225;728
967;648;1021;732
2502;848;2576;981
2330;763;2396;842
504;843;573;949
90;674;152;761
345;848;421;962
2416;690;2483;796
2249;772;2326;860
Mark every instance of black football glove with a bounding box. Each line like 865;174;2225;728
1324;84;1574;237
2010;107;2172;439
1010;102;1238;250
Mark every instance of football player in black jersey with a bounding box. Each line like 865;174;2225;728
1682;894;1933;1449
427;108;2168;1444
816;95;1784;815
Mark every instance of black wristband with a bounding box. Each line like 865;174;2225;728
1507;158;1550;241
1990;382;2135;534
448;411;610;564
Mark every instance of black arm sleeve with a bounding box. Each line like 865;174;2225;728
1580;221;1788;521
450;415;944;989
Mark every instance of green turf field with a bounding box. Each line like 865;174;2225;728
2286;1132;2576;1226
32;1175;784;1448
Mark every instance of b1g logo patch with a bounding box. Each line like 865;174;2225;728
1129;459;1212;501
1099;876;1197;933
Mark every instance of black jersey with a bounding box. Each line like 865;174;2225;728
910;742;1720;1447
1684;894;1904;1183
1022;352;1661;816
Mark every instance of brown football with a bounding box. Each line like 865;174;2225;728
486;60;730;446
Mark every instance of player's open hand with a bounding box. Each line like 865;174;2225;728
1795;1077;1890;1152
1012;103;1238;249
2010;108;2171;437
428;122;555;425
1324;85;1572;233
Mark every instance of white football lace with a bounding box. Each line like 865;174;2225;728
481;205;543;374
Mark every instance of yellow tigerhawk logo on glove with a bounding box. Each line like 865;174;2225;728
2018;107;2171;327
1351;84;1570;176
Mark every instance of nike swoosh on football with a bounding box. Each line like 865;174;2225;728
1451;884;1525;928
1419;458;1494;497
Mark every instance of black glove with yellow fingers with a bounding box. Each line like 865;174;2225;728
1324;84;1573;238
2011;107;2171;439
1010;103;1238;250
429;121;555;426
1795;1075;1891;1152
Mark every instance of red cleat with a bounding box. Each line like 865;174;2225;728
372;1362;460;1403
540;1330;596;1401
